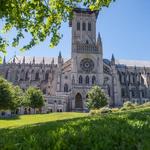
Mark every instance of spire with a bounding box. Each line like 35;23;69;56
58;51;62;58
97;32;103;54
143;66;147;74
33;56;35;64
43;57;45;64
13;57;15;63
23;56;25;64
111;54;115;65
3;56;6;64
58;51;62;64
97;32;102;46
51;58;54;64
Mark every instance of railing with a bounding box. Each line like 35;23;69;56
75;43;98;53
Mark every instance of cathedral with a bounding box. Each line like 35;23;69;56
0;8;150;113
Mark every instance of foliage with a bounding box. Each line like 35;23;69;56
86;86;108;109
89;109;100;115
123;101;135;108
100;107;112;114
0;0;115;61
0;108;149;150
0;76;13;110
25;87;44;111
141;102;150;107
111;108;119;112
10;86;24;111
90;107;112;115
0;76;25;112
120;101;136;111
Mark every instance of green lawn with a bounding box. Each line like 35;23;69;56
0;108;150;150
0;112;87;128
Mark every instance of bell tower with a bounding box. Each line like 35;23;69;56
69;8;104;110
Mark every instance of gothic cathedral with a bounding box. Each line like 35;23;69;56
0;8;150;113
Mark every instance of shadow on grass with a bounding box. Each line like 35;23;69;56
0;115;20;120
0;110;150;150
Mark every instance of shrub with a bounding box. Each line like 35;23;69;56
111;108;119;113
89;109;100;115
123;101;135;108
142;102;150;107
100;107;112;114
120;107;128;111
120;101;136;111
86;86;108;110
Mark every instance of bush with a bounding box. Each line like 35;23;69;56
111;108;119;113
142;102;150;107
120;101;136;111
120;107;128;111
89;109;100;115
86;86;108;110
100;107;112;114
123;101;135;108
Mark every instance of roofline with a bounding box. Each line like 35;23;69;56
69;7;99;27
73;8;99;17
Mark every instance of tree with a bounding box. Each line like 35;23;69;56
0;76;13;110
86;85;108;109
0;0;115;62
10;86;24;112
25;87;44;113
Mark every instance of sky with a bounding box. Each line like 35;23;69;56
1;0;150;61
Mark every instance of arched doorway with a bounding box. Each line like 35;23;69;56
75;93;83;109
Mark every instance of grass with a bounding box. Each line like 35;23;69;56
0;108;150;150
0;112;87;128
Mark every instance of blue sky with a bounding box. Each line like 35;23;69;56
2;0;150;61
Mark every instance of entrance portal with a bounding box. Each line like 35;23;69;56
75;93;83;109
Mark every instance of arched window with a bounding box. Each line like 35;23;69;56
85;76;89;84
119;73;122;83
20;69;25;81
108;86;111;97
31;70;35;81
121;88;126;97
141;90;145;98
92;76;96;84
88;22;91;31
45;72;49;81
25;71;29;81
86;40;89;44
5;70;9;79
64;84;68;92
122;73;125;83
133;74;136;84
15;71;19;81
77;22;80;31
72;76;75;84
128;74;131;83
79;75;83;84
75;93;83;108
131;90;135;98
141;77;144;85
35;72;39;80
82;22;86;31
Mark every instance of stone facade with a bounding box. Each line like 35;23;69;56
0;8;150;114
